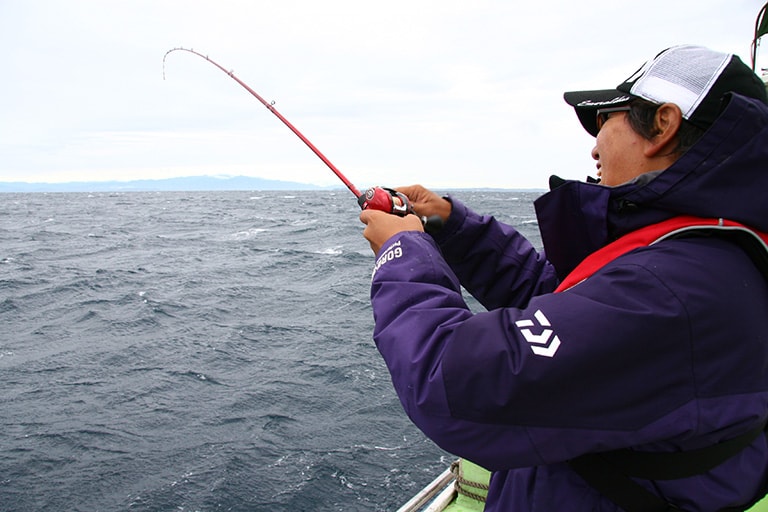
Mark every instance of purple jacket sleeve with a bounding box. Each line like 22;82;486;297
370;231;547;468
430;197;558;309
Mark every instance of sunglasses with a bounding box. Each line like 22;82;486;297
596;106;632;132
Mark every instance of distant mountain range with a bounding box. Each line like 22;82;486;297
0;175;544;193
0;175;335;193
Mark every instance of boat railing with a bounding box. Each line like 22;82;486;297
396;465;456;512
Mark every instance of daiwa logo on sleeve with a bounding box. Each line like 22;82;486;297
371;240;403;279
515;310;561;357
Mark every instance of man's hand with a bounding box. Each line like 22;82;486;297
359;209;424;254
395;185;452;222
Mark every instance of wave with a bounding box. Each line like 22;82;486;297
0;189;537;511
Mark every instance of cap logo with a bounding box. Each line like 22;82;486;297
576;95;632;108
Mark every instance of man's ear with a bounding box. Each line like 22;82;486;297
644;103;683;158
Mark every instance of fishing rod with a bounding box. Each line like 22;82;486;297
162;47;414;218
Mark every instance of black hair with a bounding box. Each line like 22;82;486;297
627;99;706;156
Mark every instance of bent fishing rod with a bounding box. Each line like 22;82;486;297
163;47;435;223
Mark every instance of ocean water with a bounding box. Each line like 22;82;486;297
0;189;542;511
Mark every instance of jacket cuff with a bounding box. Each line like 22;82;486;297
430;195;468;246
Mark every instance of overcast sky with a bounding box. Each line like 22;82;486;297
1;0;766;190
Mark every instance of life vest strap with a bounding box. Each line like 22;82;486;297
556;216;768;292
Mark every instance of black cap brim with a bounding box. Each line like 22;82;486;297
563;89;635;136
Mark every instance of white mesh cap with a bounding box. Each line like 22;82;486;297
564;45;768;136
622;45;731;121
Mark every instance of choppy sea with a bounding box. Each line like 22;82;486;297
0;189;542;511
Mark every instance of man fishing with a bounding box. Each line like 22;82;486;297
360;45;768;510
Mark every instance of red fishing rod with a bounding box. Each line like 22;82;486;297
162;47;411;217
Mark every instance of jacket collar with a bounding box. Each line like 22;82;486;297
534;94;768;281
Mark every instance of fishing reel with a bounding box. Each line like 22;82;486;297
357;187;411;216
358;186;444;233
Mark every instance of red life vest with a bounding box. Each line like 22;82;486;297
555;215;768;293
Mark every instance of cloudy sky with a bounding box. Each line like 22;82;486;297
1;0;766;190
